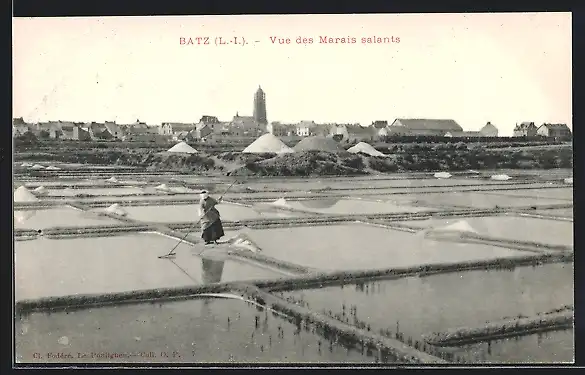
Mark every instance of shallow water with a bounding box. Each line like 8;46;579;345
15;298;376;364
282;262;574;357
123;203;303;223
535;208;573;218
243;223;532;271
15;233;286;301
396;191;566;209
285;199;432;215
14;207;121;230
449;329;574;363
484;188;573;202
397;216;574;248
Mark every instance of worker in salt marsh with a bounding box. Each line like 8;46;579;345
199;190;225;245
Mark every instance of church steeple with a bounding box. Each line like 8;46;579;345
253;85;267;125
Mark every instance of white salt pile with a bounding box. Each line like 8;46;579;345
293;136;345;152
167;141;198;154
347;142;387;157
564;177;573;184
155;184;171;191
434;172;452;179
106;177;119;183
227;231;262;253
271;197;291;207
420;219;478;240
104;203;128;216
30;164;45;170
45;165;61;171
468;170;480;174
32;186;49;196
14;186;39;202
491;174;511;181
14;210;37;224
242;133;294;154
21;162;33;167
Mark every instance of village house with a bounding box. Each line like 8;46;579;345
513;122;538;137
295;121;329;137
104;121;125;140
267;122;296;137
384;118;463;137
536;123;572;138
480;121;499;137
160;122;196;136
329;123;376;142
227;112;265;137
120;119;162;142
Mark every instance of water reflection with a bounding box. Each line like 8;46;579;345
201;257;225;284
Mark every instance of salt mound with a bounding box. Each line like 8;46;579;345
271;198;291;207
106;177;119;183
45;165;61;171
347;142;387;157
227;231;262;253
167;141;198;154
491;174;511;181
14;210;37;224
30;164;45;170
33;186;49;196
564;177;573;184
104;203;127;216
421;219;478;240
468;170;480;174
14;186;39;202
293;136;345;152
21;162;33;167
243;133;294;154
434;172;452;179
155;184;170;191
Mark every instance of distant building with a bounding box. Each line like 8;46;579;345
295;121;329;137
387;118;463;136
253;85;267;126
480;122;499;137
537;123;572;138
161;122;196;136
229;112;263;136
104;121;125;140
513;122;538;137
267;122;296;137
330;124;375;142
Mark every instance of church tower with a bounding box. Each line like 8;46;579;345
253;85;267;125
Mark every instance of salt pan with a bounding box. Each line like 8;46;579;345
242;133;294;154
167;141;198;154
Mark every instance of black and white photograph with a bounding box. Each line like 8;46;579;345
12;13;573;365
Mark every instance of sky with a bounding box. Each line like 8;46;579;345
13;13;571;136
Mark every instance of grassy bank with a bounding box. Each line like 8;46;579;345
14;137;572;177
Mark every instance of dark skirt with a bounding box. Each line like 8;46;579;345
201;219;225;243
